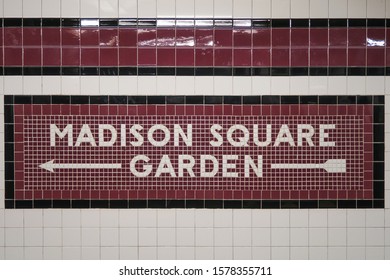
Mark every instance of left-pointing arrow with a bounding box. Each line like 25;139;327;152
39;159;122;173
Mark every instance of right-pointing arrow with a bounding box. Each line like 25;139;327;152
271;159;346;173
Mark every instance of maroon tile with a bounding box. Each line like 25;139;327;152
367;28;385;46
176;29;195;47
42;28;61;46
329;28;348;46
196;29;214;47
157;48;175;66
81;28;99;46
81;48;99;66
176;48;194;66
4;27;22;46
310;28;328;47
157;28;176;47
62;28;80;46
234;49;251;66
62;48;80;66
367;48;385;66
195;48;213;66
23;28;41;46
43;48;61;66
291;28;309;47
119;28;138;46
118;48;137;66
138;48;156;65
24;48;42;66
253;28;271;47
100;28;119;47
138;28;157;47
291;49;308;67
329;48;347;66
233;29;252;47
348;28;367;46
4;48;22;66
310;48;328;66
214;48;233;66
348;48;366;66
272;48;290;66
214;29;233;47
252;48;271;66
100;48;118;66
272;28;290;47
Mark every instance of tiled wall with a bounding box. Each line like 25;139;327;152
0;0;390;260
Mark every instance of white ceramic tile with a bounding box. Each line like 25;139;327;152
139;247;157;259
367;0;386;17
100;247;119;260
0;0;3;16
119;0;137;17
119;247;138;259
366;210;385;227
80;76;99;95
157;247;176;259
0;228;4;247
366;228;385;246
385;228;390;246
43;228;62;246
347;209;366;227
366;247;385;259
195;228;213;246
82;228;100;246
214;209;232;227
347;228;366;246
309;247;327;260
176;228;195;246
233;77;252;95
42;77;61;95
157;228;176;246
138;210;157;227
252;0;271;17
327;77;347;95
5;247;24;260
290;77;309;95
328;228;347;246
0;210;4;226
24;247;43;260
176;247;195;259
62;76;81;95
176;77;195;95
195;0;213;17
43;247;62;260
100;210;119;228
233;0;251;17
157;0;175;17
271;77;290;95
195;247;213;259
23;210;43;228
62;247;81;260
271;0;290;17
63;228;81;246
23;0;41;17
309;210;327;227
233;247;252;260
290;228;309;246
385;209;390;227
214;77;233;95
329;0;348;17
271;246;289;260
387;0;390;17
328;210;347;227
309;77;327;95
81;210;100;228
291;0;310;18
100;77;118;96
271;210;290;227
195;210;214;227
157;210;176;228
119;228;138;246
290;247;309;260
138;0;157;18
62;210;81;228
138;228;157;246
4;77;23;95
233;210;251;227
252;228;271;246
214;247;233;259
214;228;233;247
348;0;367;17
177;0;195;17
252;209;271;227
310;0;329;18
195;77;214;95
366;77;385;94
61;0;80;17
5;210;24;227
81;0;99;17
157;76;176;95
176;209;195;227
214;0;233;18
4;0;22;17
42;0;61;17
24;228;43;247
81;247;100;260
252;246;271;259
119;210;138;228
290;209;308;227
100;228;119;246
309;228;327;246
271;228;289;246
233;228;252;246
138;77;157;95
100;0;119;17
328;247;347;260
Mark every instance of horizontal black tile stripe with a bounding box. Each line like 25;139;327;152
1;17;388;27
1;67;389;76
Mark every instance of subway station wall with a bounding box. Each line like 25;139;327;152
0;0;390;260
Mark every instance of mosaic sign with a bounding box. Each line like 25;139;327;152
4;95;384;208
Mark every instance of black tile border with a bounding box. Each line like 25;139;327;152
4;94;384;209
1;67;389;77
2;17;389;28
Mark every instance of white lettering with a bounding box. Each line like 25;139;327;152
253;124;271;147
222;155;238;178
98;124;117;147
50;124;73;146
274;124;295;146
174;124;192;147
155;155;176;177
130;155;152;177
130;124;144;147
244;155;263;177
75;124;96;146
320;124;335;147
178;155;195;177
200;155;219;177
210;124;223;147
148;125;170;147
227;125;249;147
297;124;315;147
